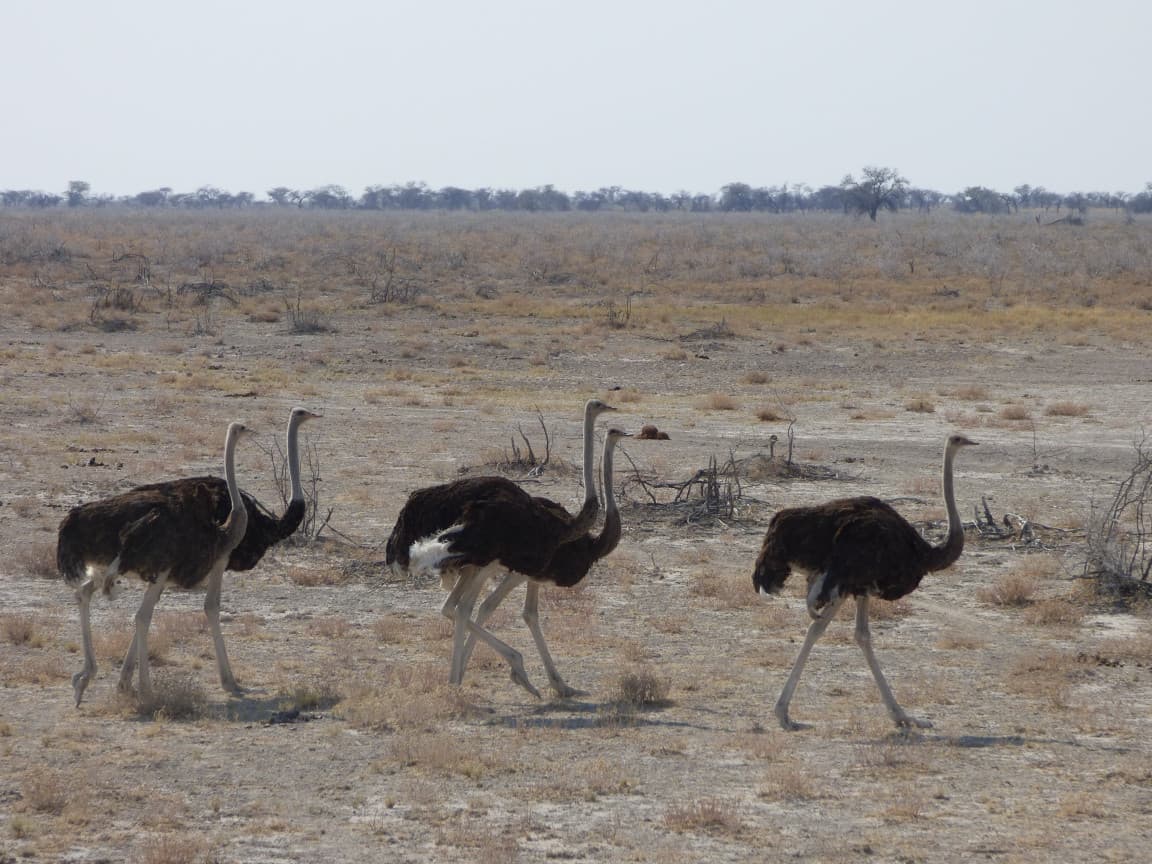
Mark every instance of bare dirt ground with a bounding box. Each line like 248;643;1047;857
1;211;1151;863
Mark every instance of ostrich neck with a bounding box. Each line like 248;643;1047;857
287;416;304;503
223;429;248;547
592;438;622;559
929;446;964;571
580;406;597;505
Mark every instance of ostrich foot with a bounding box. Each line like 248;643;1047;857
509;667;542;700
894;714;933;730
550;682;588;699
72;670;91;707
774;703;810;731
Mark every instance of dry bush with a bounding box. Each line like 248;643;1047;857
1023;598;1084;627
135;672;208;720
743;370;770;384
1005;650;1084;707
757;763;818;801
688;567;757;609
977;573;1038;607
286;565;352;586
612;669;670;708
387;731;504;780
278;679;343;712
756;408;784;422
20;770;70;815
0;613;47;646
935;631;985;650
904;395;935;413
697;392;739;411
17;542;57;578
308;615;351;639
952;385;989;401
999;404;1031;421
339;663;468;731
663;798;744;834
1045;401;1090;417
139;834;215;864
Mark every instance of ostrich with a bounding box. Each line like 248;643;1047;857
412;428;631;697
65;407;321;696
753;434;977;730
131;406;322;571
57;421;253;706
454;426;631;697
385;398;616;575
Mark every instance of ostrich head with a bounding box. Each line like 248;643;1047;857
946;433;978;454
586;398;617;418
604;427;632;443
290;407;323;426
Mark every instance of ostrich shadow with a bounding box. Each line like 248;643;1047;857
487;696;710;731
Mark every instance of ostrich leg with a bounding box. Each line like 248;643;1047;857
774;595;844;730
854;596;931;730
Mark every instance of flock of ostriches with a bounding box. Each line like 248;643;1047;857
55;401;977;731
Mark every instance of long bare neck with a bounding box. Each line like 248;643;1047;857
580;402;598;508
222;428;248;548
927;444;964;571
592;436;622;559
286;414;305;503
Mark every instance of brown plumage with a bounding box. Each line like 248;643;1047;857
59;422;253;706
636;424;670;440
385;399;614;573
58;407;320;583
416;428;630;698
754;434;977;730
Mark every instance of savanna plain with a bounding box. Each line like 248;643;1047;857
1;209;1151;863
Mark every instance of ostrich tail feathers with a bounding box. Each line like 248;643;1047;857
408;533;463;575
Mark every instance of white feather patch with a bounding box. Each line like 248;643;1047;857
408;534;456;575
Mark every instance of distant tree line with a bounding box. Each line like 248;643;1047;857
4;171;1151;217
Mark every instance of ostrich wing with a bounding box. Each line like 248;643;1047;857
116;497;233;589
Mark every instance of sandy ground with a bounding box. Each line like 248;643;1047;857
2;290;1151;863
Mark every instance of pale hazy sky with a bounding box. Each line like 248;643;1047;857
5;0;1150;199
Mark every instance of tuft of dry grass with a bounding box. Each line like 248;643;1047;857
139;834;215;864
743;370;770;384
904;395;935;413
977;573;1038;607
1;613;47;646
135;672;208;721
613;669;670;708
952;384;990;401
1023;598;1084;627
20;770;70;815
1045;401;1090;417
664;798;744;834
17;542;57;578
696;392;739;411
999;404;1030;421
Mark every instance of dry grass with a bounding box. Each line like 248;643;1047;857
612;669;670;708
697;392;739;411
977;573;1039;607
0;613;48;646
20;770;70;815
1045;401;1090;417
999;404;1031;420
16;542;57;578
904;395;936;413
134;671;209;720
664;798;744;835
138;834;216;864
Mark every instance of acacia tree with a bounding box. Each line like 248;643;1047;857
842;166;908;221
